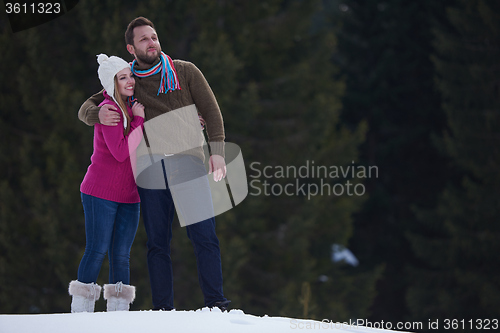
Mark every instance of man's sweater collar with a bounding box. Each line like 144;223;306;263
133;57;162;71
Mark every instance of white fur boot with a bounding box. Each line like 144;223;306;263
68;280;102;313
103;282;136;311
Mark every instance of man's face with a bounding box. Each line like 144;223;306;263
127;25;161;65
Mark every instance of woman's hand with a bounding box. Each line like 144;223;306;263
132;102;145;118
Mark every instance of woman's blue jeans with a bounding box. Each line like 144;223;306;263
77;193;140;285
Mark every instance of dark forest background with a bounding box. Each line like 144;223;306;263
1;1;499;332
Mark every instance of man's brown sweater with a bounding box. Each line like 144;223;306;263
78;59;225;159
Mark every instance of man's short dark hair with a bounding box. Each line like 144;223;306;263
125;17;155;46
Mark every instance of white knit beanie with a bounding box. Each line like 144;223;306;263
97;54;131;129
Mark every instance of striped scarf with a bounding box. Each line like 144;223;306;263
129;52;206;131
130;52;181;95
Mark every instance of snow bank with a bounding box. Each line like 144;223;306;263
0;308;413;333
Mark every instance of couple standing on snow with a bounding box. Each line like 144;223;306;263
68;17;230;313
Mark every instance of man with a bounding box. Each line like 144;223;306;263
78;17;230;311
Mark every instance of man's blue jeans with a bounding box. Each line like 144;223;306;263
137;155;226;309
77;193;140;285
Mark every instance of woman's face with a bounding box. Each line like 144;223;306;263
116;67;135;100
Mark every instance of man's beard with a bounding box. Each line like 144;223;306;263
135;45;161;65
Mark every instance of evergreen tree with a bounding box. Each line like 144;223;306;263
332;0;453;322
407;0;500;327
184;0;377;319
0;0;374;317
0;11;93;312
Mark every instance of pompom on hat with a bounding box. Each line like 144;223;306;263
96;54;131;129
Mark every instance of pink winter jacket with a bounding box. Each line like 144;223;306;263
80;91;144;203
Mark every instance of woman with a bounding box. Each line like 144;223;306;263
68;54;144;313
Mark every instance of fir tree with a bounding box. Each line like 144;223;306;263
184;0;376;319
0;11;92;312
407;0;500;327
333;0;453;322
0;0;374;317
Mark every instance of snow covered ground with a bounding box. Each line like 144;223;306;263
0;308;414;333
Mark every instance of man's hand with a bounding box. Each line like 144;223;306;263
99;104;120;126
209;154;227;182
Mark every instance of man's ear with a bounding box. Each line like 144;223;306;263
126;44;135;56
